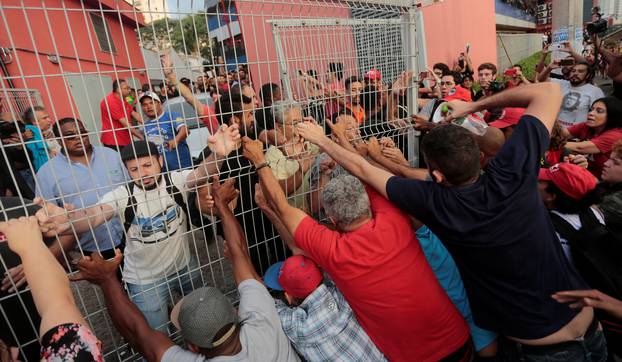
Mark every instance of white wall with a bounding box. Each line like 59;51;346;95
496;33;543;71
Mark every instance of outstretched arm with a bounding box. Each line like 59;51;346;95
553;289;622;320
295;121;394;198
212;178;261;284
70;251;173;362
186;123;241;189
446;82;562;134
242;138;308;236
0;217;86;337
255;183;305;256
366;138;429;180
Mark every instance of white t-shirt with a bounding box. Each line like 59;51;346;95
100;170;192;285
553;79;605;128
161;279;300;362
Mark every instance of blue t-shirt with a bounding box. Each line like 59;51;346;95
25;125;49;172
386;115;587;339
36;146;128;252
416;226;496;351
143;112;191;171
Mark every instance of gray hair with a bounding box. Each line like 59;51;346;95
272;99;301;127
322;175;371;229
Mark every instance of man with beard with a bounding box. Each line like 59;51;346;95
42;124;241;331
344;76;365;124
551;62;604;128
36;118;127;262
197;88;286;272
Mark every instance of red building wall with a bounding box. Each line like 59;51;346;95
0;0;146;120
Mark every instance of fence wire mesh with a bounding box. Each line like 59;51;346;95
0;1;418;360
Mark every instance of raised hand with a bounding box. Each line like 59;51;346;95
353;140;368;157
552;289;622;319
367;137;382;159
160;53;174;79
296;121;327;145
242;136;266;165
444;100;477;122
208;123;241;157
382;147;409;166
378;137;396;149
33;197;71;237
211;177;239;206
69;249;123;286
391;71;414;97
196;184;218;216
0;216;44;256
325;118;347;139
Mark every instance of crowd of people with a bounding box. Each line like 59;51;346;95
1;28;622;362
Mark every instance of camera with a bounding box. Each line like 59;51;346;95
0;121;26;140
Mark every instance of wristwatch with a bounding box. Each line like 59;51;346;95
255;162;269;171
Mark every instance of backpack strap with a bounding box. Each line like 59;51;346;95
163;173;187;212
123;182;137;232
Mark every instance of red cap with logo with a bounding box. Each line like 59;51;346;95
444;85;472;102
364;68;382;81
489;107;526;129
538;163;598;200
278;255;323;299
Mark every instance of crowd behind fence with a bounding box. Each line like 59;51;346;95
0;1;418;360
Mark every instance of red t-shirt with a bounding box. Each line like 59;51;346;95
294;187;469;362
100;92;133;146
199;103;219;134
568;122;622;178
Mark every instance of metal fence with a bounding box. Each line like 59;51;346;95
0;1;419;360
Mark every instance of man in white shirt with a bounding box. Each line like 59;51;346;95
46;124;241;332
553;62;604;127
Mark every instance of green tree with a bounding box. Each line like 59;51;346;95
138;14;213;61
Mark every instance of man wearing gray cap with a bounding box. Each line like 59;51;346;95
71;178;300;362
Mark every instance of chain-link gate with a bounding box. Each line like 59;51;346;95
0;1;421;360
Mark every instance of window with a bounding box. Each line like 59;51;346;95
90;13;116;53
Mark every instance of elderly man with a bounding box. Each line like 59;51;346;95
243;138;471;361
264;100;318;210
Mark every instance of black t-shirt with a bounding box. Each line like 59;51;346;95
199;146;286;272
386;115;587;339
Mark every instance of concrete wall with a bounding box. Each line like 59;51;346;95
421;0;498;70
496;33;543;72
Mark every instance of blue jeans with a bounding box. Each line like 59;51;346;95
503;318;608;362
127;255;202;332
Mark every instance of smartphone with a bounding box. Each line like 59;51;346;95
465;43;470;54
419;71;431;80
549;43;564;51
503;69;517;77
559;58;575;66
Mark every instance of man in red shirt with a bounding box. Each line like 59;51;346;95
100;79;143;150
242;138;471;362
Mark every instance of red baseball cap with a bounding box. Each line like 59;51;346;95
276;255;323;299
364;69;382;81
538;163;598;200
489;107;526;129
444;85;472;102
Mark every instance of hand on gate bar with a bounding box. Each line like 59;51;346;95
208;123;241;157
69;249;122;286
366;137;382;160
242;136;265;165
0;216;43;257
296;120;327;146
211;177;239;207
32;197;72;237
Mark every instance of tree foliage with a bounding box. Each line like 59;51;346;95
138;14;213;61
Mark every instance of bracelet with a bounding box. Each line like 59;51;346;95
255;162;269;171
